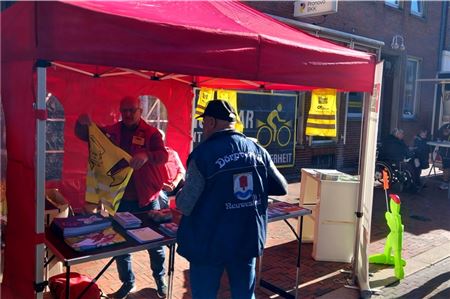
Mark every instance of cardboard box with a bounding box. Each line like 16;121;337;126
45;189;69;225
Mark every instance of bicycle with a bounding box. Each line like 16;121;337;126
256;122;291;147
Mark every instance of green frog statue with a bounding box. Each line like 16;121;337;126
369;193;406;279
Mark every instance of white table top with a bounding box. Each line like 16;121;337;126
427;141;450;148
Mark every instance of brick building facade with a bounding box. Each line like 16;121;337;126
245;1;450;181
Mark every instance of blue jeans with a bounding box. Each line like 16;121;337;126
190;258;256;299
158;190;169;209
116;200;166;284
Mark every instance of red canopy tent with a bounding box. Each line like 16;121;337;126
1;1;376;298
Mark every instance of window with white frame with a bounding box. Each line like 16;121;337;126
385;0;400;8
140;95;168;132
410;0;424;16
403;57;420;118
45;94;65;180
347;92;363;119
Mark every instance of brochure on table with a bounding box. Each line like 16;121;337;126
308;169;359;182
51;214;112;237
64;227;126;252
51;211;177;252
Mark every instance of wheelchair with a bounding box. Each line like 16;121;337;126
374;159;415;193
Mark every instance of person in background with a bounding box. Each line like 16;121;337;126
412;128;429;187
176;100;288;299
379;128;409;163
437;115;450;137
437;117;450;189
158;129;186;208
379;128;421;191
75;96;168;299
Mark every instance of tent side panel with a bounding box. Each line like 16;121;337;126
47;68;193;208
1;3;38;298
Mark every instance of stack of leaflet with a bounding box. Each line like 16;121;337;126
159;222;178;237
267;206;288;219
113;212;142;229
127;227;164;243
64;227;126;252
267;202;305;219
51;214;111;238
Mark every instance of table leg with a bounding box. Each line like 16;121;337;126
167;243;176;299
76;257;115;299
448;181;450;200
44;253;55;268
295;216;304;299
259;218;301;299
66;265;70;299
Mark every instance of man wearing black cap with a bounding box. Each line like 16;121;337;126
176;100;288;298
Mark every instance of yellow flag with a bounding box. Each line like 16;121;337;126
86;124;134;215
305;88;337;137
195;87;243;132
216;89;243;132
194;88;215;119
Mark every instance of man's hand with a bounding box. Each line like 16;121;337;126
77;114;92;126
163;182;175;192
74;203;99;215
130;151;149;170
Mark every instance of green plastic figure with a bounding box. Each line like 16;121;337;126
369;194;406;279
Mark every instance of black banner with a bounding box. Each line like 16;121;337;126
193;90;298;168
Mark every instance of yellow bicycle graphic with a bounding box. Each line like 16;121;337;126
256;104;292;147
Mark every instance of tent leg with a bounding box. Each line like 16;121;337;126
350;91;370;290
35;64;47;298
351;61;384;296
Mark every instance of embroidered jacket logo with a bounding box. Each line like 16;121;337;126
233;172;253;200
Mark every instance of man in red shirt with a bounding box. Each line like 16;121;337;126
75;96;168;298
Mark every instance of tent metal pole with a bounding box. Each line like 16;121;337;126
51;62;94;77
439;83;445;127
351;62;383;296
350;92;370;287
190;88;198;152
430;78;438;137
35;65;47;299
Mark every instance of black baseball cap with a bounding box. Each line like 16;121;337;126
196;100;236;122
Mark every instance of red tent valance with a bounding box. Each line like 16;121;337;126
35;0;375;92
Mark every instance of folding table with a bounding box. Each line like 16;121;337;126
259;202;312;299
44;213;176;299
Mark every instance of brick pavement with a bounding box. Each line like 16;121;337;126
42;170;450;299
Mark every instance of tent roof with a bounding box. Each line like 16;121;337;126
32;0;376;92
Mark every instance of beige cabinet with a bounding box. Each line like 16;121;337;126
299;168;359;263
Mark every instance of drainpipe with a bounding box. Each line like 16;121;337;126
437;1;448;71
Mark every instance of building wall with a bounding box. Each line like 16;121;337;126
246;1;448;181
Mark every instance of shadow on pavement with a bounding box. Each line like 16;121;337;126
385;271;450;299
256;241;352;298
